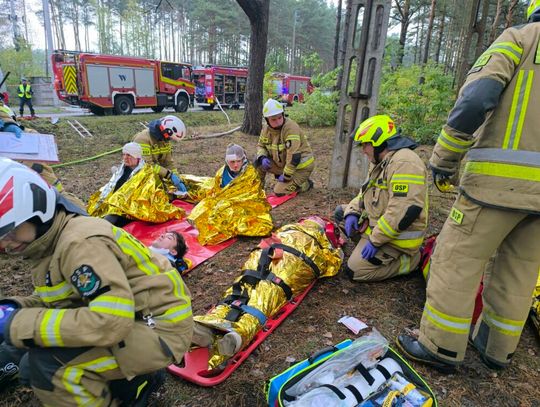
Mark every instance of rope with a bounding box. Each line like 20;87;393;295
51;147;123;168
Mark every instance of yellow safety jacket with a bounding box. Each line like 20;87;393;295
257;118;314;180
430;23;540;214
6;210;193;377
18;84;32;99
133;128;175;178
0;104;16;124
344;149;428;255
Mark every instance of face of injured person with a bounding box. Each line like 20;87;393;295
226;158;244;173
122;153;139;169
152;232;179;255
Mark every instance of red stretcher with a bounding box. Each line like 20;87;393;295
167;280;316;386
123;193;297;274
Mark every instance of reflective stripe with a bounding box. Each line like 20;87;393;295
423;303;470;334
268;144;286;152
484;309;525;337
503;70;534;150
139;143;152;156
140;143;172;156
398;254;411;275
89;296;135;319
63;356;119;406
390;174;426;185
480;41;523;65
377;216;399;238
367;226;424;249
40;309;66;346
437;130;474;154
285;135;300;141
157;270;192;323
466;148;540;167
367;179;388;190
465;161;540;182
35;282;73;303
296;156;314;169
113;227;160;275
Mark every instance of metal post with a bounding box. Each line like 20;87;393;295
41;0;59;106
329;0;392;189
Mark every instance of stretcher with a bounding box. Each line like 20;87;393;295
123;193;296;274
167;280;316;386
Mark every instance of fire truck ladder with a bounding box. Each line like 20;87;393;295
67;120;93;139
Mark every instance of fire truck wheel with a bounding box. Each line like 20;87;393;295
174;95;189;113
151;106;165;113
114;96;134;115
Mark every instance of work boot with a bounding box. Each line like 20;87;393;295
299;179;314;193
111;369;166;407
468;333;507;370
396;334;455;373
217;331;243;356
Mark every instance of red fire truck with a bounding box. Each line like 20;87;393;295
192;65;248;110
52;50;195;115
270;73;313;105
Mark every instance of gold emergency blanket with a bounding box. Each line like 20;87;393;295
87;164;184;223
179;173;214;203
187;164;273;246
195;217;343;369
531;272;540;335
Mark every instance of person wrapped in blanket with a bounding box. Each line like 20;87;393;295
187;144;273;245
191;217;343;369
149;231;192;274
87;142;184;226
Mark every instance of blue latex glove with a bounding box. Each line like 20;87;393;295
170;173;187;193
0;304;16;340
261;157;272;171
277;174;286;183
3;124;22;138
344;214;360;237
361;240;379;260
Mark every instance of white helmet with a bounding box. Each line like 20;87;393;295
159;115;186;141
0;158;56;239
263;99;284;118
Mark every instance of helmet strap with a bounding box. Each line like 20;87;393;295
373;142;387;164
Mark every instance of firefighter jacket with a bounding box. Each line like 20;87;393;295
344;148;428;255
0;104;17;125
18;84;32;99
256;118;314;180
430;23;540;214
5;209;193;378
133;127;175;179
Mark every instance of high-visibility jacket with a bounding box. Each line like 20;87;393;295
344;148;428;255
132;128;175;179
0;104;16;124
18;84;32;99
256;118;314;180
6;210;193;377
430;23;540;214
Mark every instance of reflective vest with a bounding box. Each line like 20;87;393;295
18;83;32;98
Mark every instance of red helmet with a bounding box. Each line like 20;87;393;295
0;158;56;239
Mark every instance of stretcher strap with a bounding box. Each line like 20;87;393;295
239;269;293;300
270;243;321;279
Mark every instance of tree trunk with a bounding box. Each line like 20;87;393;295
434;0;446;63
236;0;270;136
456;0;481;88
488;0;503;43
473;0;490;60
422;0;437;65
505;0;519;28
333;0;342;69
395;0;411;66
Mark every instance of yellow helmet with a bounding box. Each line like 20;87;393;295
528;0;540;20
353;115;397;147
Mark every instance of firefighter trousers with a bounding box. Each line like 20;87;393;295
419;194;540;366
255;161;314;195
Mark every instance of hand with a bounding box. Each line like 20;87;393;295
260;157;272;171
344;214;360;237
431;167;454;193
170;173;187;193
361;240;379;260
0;304;17;340
277;174;286;183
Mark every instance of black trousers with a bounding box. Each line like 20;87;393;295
19;97;35;116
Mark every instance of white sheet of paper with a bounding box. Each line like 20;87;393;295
0;132;39;153
0;133;59;163
338;316;368;335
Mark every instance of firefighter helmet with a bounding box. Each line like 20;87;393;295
353;115;397;147
527;0;540;20
159;115;186;141
263;99;284;118
0;158;56;239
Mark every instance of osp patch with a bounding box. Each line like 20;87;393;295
71;265;101;297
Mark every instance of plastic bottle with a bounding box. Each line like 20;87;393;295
389;373;430;406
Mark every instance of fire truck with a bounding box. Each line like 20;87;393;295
52;50;195;115
192;65;248;110
270;73;313;105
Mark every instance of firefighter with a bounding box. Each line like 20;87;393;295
254;99;314;196
0;158;193;405
17;78;35;118
335;115;428;282
132;115;188;194
397;2;540;371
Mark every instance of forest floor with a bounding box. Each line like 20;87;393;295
0;111;538;406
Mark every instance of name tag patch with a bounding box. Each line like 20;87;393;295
450;207;464;224
392;183;409;196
